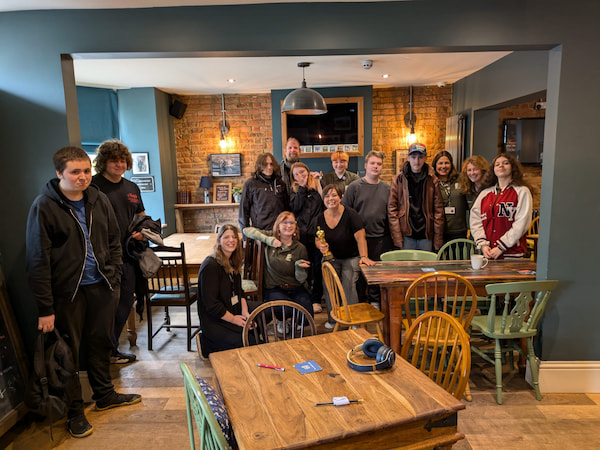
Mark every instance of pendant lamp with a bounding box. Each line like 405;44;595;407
404;85;417;144
282;62;327;115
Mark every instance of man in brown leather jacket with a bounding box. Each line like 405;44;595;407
387;143;444;251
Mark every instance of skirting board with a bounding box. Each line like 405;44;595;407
537;361;600;393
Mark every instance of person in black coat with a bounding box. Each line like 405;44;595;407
197;224;260;357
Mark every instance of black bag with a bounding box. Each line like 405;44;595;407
25;329;78;420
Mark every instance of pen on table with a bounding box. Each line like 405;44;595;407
315;399;363;406
256;363;285;371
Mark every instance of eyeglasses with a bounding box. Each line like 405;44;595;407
281;221;296;226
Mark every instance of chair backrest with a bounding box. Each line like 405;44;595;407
437;238;478;261
404;271;478;331
148;243;192;300
243;238;265;301
380;249;438;261
528;216;540;236
242;300;316;347
179;362;230;450
321;261;354;322
401;311;471;400
484;280;558;335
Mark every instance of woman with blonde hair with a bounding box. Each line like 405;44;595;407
197;224;260;357
290;162;325;313
458;155;490;209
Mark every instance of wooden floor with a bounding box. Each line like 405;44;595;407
3;305;600;449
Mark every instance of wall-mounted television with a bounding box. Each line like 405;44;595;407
503;118;545;165
281;97;364;157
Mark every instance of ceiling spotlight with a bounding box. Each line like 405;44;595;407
281;62;327;115
382;74;390;79
227;79;236;84
362;59;373;70
437;81;447;88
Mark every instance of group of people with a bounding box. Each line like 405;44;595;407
198;137;534;357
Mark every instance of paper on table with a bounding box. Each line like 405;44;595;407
196;235;210;240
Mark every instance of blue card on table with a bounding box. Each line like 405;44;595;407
294;360;322;374
421;267;436;272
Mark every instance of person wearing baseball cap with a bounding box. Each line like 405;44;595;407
387;143;444;251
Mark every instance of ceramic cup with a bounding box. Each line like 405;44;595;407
471;254;489;270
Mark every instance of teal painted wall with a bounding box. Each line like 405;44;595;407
1;1;599;360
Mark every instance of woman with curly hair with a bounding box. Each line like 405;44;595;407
432;150;468;242
197;224;260;357
458;155;490;210
470;153;532;259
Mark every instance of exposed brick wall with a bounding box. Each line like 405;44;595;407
372;86;452;182
497;97;546;211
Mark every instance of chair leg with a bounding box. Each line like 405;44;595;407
375;322;384;342
494;339;503;405
464;382;473;402
164;307;171;331
186;305;192;352
146;297;153;351
527;338;542;401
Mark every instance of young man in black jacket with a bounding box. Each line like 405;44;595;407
26;146;141;438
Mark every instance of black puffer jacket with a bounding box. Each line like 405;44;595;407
238;173;288;231
26;179;122;317
289;185;324;244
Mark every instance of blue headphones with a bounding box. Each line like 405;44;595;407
346;338;396;372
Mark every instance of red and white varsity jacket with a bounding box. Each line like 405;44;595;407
469;184;532;257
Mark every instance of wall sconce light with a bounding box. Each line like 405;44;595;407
281;62;327;115
404;85;418;145
219;93;230;149
199;176;213;204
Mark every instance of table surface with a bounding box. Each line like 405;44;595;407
210;328;465;450
361;259;537;352
162;233;217;268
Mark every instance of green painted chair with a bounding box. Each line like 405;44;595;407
380;249;437;261
470;280;559;405
180;362;231;449
437;238;478;261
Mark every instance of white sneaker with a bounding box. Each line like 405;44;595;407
276;321;290;336
324;321;336;330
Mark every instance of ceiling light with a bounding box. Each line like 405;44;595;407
404;85;418;144
227;78;235;83
281;62;327;115
382;74;390;79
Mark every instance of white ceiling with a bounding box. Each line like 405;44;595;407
2;0;511;95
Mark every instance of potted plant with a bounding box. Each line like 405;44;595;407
232;186;243;203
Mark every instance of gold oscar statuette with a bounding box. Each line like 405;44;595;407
316;226;334;261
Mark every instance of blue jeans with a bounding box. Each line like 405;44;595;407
403;237;433;251
263;286;313;317
323;257;360;322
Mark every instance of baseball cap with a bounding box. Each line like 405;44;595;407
408;143;426;155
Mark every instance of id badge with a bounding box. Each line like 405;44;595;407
445;206;456;215
231;295;239;306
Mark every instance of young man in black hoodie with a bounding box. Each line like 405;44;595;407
26;146;141;438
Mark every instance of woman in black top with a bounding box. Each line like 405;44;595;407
315;185;374;327
197;224;259;357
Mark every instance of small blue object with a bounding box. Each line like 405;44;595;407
294;360;322;374
196;377;232;446
421;267;436;272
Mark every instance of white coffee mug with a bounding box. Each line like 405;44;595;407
471;254;489;270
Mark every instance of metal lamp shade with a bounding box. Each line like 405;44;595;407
282;87;327;115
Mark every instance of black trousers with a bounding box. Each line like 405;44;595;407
111;260;140;350
55;281;118;416
357;235;394;304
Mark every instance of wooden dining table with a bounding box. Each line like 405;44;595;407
210;328;465;450
361;259;537;353
162;232;217;273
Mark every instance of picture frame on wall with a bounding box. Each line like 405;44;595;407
395;149;408;174
213;182;232;204
132;153;150;174
210;153;242;177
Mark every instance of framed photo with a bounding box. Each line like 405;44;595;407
313;145;322;153
214;182;232;204
130;176;155;192
300;145;313;153
395;149;408;174
210;153;242;177
132;153;150;174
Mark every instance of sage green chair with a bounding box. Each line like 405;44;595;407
180;362;231;449
437;238;478;261
380;249;437;261
470;280;558;405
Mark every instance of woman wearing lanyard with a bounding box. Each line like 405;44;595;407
432;151;468;243
197;224;260;357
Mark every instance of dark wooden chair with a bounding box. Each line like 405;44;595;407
146;243;200;352
242;300;316;347
242;238;265;302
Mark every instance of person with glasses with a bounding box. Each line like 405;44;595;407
470;153;533;259
242;212;313;321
